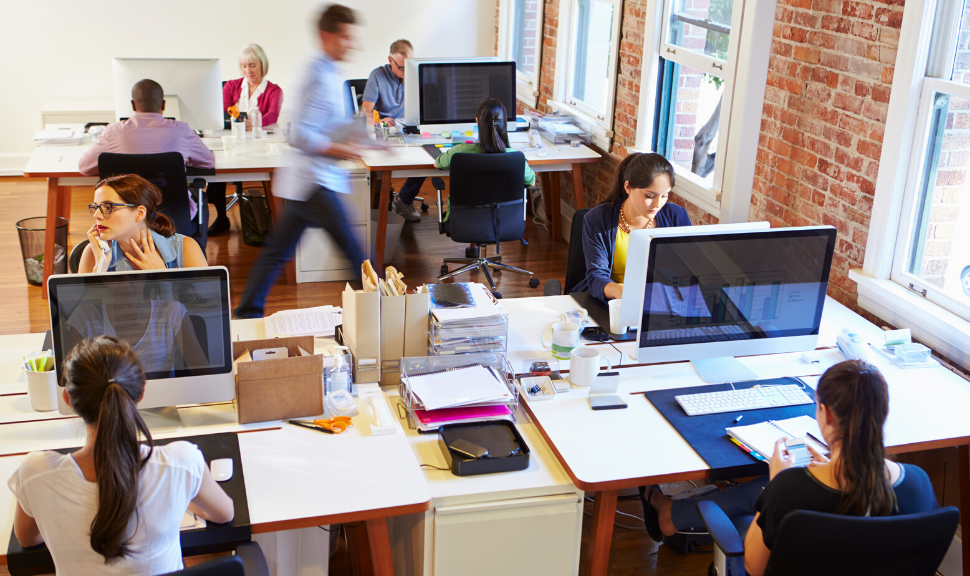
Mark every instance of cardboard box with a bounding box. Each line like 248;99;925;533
232;336;323;424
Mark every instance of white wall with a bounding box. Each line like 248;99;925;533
0;0;497;174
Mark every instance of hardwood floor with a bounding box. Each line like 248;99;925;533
0;176;712;575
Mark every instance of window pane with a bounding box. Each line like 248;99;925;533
654;62;723;184
512;0;540;76
666;0;734;61
570;0;615;114
906;92;970;304
953;0;970;84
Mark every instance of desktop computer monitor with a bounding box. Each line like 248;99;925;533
624;225;837;383
47;267;234;430
112;58;223;131
418;61;517;133
402;57;501;128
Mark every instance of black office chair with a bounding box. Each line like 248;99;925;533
432;152;539;298
98;152;209;252
161;541;269;576
697;500;959;576
343;78;368;117
543;207;591;296
69;239;90;273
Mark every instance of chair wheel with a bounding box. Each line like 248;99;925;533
421;203;430;211
493;292;502;299
529;278;539;288
440;265;448;275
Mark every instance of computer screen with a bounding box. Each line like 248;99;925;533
419;62;516;125
112;58;223;131
48;267;234;415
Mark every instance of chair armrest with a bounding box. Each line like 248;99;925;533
234;542;270;576
189;178;207;225
543;279;562;296
696;500;745;558
431;177;446;191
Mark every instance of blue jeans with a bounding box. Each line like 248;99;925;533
397;177;426;204
234;186;365;318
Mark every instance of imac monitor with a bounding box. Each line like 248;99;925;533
418;62;516;132
630;226;837;383
403;57;499;126
112;58;223;131
48;267;234;430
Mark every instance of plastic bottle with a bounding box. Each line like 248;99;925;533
251;106;263;139
327;346;353;396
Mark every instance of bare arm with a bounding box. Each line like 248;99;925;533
361;101;376;116
604;282;623;300
13;504;43;548
77;242;100;274
743;513;770;576
189;466;234;524
180;236;208;268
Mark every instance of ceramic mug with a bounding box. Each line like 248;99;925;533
541;321;582;360
569;346;613;388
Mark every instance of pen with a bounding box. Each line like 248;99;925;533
287;420;333;434
807;432;828;449
734;415;743;424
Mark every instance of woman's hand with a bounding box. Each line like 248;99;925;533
769;438;796;480
245;118;253;131
807;444;830;468
381;117;396;127
126;230;167;270
86;224;106;270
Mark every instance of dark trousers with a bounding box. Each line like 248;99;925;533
397;177;426;204
206;182;242;219
234;186;365;318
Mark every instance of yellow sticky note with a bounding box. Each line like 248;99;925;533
465;131;473;137
435;144;444;148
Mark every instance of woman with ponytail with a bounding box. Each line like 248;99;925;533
8;336;233;575
79;174;208;273
433;98;536;222
641;361;937;576
572;152;690;301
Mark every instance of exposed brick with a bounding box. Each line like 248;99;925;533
823;125;854;148
871;84;892;104
793;147;819;168
851;21;878;42
818;158;844;180
836;37;866;58
839;114;868;134
842;1;874;18
881;66;894;84
857;139;882;160
833;91;864;114
794;46;822;63
835;147;865;172
803;168;830;191
848;57;884;80
875;7;904;28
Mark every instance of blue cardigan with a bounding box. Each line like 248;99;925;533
571;201;691;301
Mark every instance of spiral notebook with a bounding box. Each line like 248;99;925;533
406;364;512;411
726;415;826;460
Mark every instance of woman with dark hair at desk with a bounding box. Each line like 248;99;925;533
641;361;937;576
571;152;690;301
8;336;233;575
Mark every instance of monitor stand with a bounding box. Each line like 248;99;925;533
139;406;184;434
691;357;758;385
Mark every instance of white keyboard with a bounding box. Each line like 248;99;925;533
676;384;814;416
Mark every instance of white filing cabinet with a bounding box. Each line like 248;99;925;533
389;397;584;576
294;165;371;283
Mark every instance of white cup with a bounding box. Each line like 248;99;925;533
232;121;246;140
541;321;582;360
608;299;628;334
25;369;58;411
221;135;237;154
568;346;613;388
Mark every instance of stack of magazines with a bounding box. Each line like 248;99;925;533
427;283;508;355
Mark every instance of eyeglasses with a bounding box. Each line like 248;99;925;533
389;57;405;72
89;202;138;216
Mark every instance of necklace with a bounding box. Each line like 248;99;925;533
619;204;654;233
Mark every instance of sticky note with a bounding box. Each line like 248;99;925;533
465;131;473;137
422;132;431;139
465;140;475;144
441;131;452;139
444;143;454;148
435;144;444;148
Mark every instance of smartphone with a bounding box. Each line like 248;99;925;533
582;326;610;342
450;439;489;460
785;437;812;467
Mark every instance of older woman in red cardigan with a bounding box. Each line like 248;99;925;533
209;44;283;235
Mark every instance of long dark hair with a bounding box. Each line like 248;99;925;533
815;360;896;516
476;98;510;154
600;152;675;206
95;174;176;237
63;336;153;562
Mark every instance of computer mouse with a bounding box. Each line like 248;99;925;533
88;126;104;136
210;458;233;482
537;151;550;158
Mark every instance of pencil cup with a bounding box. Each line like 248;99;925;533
541;321;581;360
568;347;613;388
25;369;58;411
608;299;628;334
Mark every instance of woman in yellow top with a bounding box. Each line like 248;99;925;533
571;153;691;301
434;98;536;222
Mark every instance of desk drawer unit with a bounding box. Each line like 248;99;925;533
295;171;370;283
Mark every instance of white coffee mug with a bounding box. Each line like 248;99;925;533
25;369;58;412
569;346;613;388
608;299;628;334
541;321;582;360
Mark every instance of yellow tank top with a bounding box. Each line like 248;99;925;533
611;227;629;284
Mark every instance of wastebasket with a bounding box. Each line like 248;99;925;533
16;217;68;286
239;188;274;247
370;209;405;264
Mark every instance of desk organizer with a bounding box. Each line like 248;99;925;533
429;315;508;355
438;420;531;476
399;353;517;431
534;115;592;146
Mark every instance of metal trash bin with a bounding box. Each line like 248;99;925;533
239;188;274;247
16;217;68;286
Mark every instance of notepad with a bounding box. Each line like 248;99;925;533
726;415;826;461
406;364;512;411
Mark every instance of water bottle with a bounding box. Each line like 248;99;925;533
251;106;263;139
326;346;353;396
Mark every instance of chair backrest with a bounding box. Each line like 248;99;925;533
97;152;206;251
69;239;90;274
765;507;959;576
447;152;527;245
343;79;368;117
563;207;591;295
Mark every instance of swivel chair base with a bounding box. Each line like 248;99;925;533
437;244;538;297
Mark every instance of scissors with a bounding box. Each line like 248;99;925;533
312;416;353;434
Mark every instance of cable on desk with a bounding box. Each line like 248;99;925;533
420;463;451;471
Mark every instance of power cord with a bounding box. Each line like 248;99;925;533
582;496;645;531
420;463;451;471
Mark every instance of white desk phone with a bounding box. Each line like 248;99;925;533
836;328;876;364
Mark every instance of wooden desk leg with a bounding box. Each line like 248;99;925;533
42;178;63;299
959;445;970;576
588;490;618;576
347;522;375;576
366;518;395;576
374;170;392;269
571;164;586;211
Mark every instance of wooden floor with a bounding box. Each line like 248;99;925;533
0;176;712;575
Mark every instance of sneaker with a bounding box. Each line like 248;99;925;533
392;194;421;222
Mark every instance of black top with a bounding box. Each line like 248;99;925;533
754;463;936;550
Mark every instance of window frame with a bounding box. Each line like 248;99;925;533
497;0;546;108
852;0;970;368
633;0;776;223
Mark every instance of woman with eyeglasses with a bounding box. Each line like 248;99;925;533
79;174;208;274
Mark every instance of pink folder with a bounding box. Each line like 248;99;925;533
414;404;512;425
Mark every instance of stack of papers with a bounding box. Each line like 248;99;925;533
33;128;83;145
431;283;506;323
429;283;509;355
406;363;515;430
726;415;826;462
264;306;342;338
